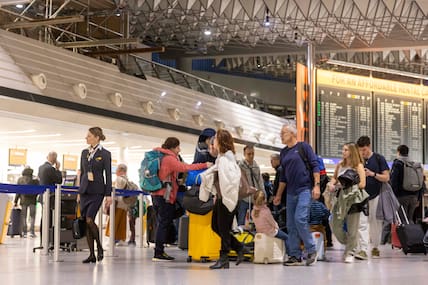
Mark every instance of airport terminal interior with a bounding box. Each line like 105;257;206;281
1;0;428;284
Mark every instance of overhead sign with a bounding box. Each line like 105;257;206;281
8;148;27;166
63;154;78;171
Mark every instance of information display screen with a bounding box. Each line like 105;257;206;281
317;86;372;158
375;94;423;162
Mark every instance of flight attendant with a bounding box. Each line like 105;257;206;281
79;127;112;263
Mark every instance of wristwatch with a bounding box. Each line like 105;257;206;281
315;182;321;186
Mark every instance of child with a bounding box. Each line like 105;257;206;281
251;190;290;256
309;198;330;260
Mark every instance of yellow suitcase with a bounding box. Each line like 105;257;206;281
187;211;220;262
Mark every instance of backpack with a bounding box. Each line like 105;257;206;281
297;143;329;191
399;159;424;192
122;180;140;207
139;150;164;192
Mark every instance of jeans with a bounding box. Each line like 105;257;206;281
21;203;36;235
152;196;176;255
275;229;290;255
286;189;316;258
237;200;250;226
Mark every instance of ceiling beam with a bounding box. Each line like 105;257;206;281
84;46;165;56
2;15;84;29
56;38;140;48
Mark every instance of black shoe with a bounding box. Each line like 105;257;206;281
152;253;175;261
82;256;96;264
236;246;250;265
210;256;229;269
306;252;318;266
283;256;303;266
97;247;104;262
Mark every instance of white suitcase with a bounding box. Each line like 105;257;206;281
253;233;285;264
312;231;325;261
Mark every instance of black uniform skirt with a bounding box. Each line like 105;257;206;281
80;193;104;220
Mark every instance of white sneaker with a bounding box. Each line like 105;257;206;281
344;255;354;263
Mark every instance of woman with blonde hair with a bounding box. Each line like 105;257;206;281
252;190;290;256
327;142;367;263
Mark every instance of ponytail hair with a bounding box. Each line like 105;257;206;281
252;190;266;218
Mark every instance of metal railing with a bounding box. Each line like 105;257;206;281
117;54;265;109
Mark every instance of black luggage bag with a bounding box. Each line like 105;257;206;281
177;215;189;250
395;206;427;255
7;208;21;237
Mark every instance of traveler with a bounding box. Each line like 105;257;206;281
237;145;264;226
273;123;319;266
14;167;39;238
151;137;210;261
356;135;390;258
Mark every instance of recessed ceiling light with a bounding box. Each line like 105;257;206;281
161;91;167;97
196;101;202;107
204;29;211;36
16;4;24;8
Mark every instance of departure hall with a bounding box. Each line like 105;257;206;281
0;1;427;284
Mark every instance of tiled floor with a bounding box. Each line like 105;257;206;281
1;236;427;285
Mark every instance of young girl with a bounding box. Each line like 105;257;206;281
251;190;290;257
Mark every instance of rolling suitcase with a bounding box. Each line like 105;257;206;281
7;208;21;237
187;211;220;262
253;233;284;264
229;229;255;261
395;206;426;255
312;231;325;261
391;223;402;249
177;215;189;250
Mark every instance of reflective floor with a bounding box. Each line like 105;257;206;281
1;235;427;285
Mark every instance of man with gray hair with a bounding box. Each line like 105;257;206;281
273;124;319;266
38;151;62;186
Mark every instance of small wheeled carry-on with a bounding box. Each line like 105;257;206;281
7;207;21;237
312;231;325;261
177;215;189;250
395;206;426;255
187;211;220;262
253;233;285;264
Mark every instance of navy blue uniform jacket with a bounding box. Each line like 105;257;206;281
79;147;112;196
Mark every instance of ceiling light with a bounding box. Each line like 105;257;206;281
6;133;61;139
196;101;202;107
15;4;23;8
31;73;47;90
109;92;123;107
72;83;87;99
167;108;180;121
264;15;270;27
192;114;204;126
204;29;211;36
141;101;154;114
235;126;244;138
161;91;167;97
214;119;225;129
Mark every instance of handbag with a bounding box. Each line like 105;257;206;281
238;168;257;200
72;217;86;239
182;185;213;215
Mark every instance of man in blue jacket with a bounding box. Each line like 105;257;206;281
273;123;320;266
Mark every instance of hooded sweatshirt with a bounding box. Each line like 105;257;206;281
15;168;39;205
151;147;207;204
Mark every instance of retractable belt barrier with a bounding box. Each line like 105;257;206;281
0;183;147;261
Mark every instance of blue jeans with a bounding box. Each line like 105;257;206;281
286;189;316;258
275;229;290;255
237;200;250;226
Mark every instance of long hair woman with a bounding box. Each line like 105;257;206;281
79;127;112;263
327;142;366;263
209;129;245;269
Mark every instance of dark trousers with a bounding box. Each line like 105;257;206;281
152;196;175;255
211;198;242;254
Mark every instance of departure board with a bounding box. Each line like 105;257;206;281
375;94;423;161
317;86;372;158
